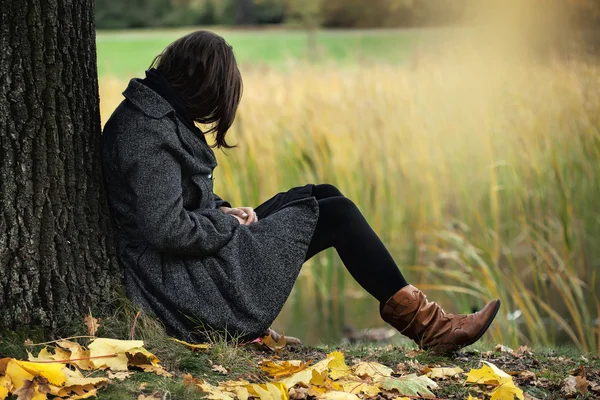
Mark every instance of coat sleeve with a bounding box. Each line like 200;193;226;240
213;193;231;209
117;120;240;255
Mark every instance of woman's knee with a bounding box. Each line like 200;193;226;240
318;196;359;224
313;183;344;200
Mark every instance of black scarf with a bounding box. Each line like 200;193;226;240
140;68;207;143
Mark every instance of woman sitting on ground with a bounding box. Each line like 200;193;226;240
101;30;501;354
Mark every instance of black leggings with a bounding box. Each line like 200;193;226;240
300;184;408;303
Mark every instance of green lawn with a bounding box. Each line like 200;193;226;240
96;27;440;79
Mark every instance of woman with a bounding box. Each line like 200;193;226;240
101;30;500;354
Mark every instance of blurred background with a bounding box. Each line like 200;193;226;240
96;0;600;351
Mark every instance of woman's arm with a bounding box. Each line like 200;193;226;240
213;193;231;208
117;119;239;255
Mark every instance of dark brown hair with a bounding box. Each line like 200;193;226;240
149;30;242;149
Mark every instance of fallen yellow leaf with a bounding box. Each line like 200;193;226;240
337;376;380;397
107;371;133;381
236;386;249;400
137;364;173;377
353;362;394;378
467;361;511;385
377;374;438;397
88;338;144;371
310;370;343;392
126;347;160;367
491;383;525;400
467;395;483;400
260;360;309;379
56;340;93;370
69;388;100;399
326;352;351;380
218;379;252;393
5;360;34;390
64;376;109;388
56;375;109;398
467;361;524;400
318;391;361;400
12;360;66;388
261;334;287;353
0;376;10;400
278;354;335;388
425;366;464;379
198;380;235;400
248;382;289;400
26;348;54;362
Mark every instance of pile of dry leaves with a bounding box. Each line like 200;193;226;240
183;349;524;400
0;337;170;400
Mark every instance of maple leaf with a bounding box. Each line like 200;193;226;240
377;374;438;397
424;366;464;379
10;360;66;388
467;361;524;400
327;352;351;380
125;347;170;376
169;338;210;351
26;348;54;363
55;340;94;370
337;376;380;397
247;382;289;400
218;379;252;394
353;361;394;379
278;354;336;389
310;369;343;393
126;347;160;367
260;360;309;379
56;375;109;398
196;380;236;400
260;333;287;353
88;338;144;371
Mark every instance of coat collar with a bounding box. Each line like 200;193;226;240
122;78;174;119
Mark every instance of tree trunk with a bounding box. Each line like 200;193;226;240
0;0;119;332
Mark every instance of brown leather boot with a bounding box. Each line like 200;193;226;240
380;285;501;354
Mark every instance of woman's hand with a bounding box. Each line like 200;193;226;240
219;206;258;225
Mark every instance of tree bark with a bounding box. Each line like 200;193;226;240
0;0;119;331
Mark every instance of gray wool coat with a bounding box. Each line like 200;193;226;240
101;78;319;341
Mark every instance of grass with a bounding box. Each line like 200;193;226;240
1;303;598;399
96;26;443;78
97;26;600;352
95;344;599;399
